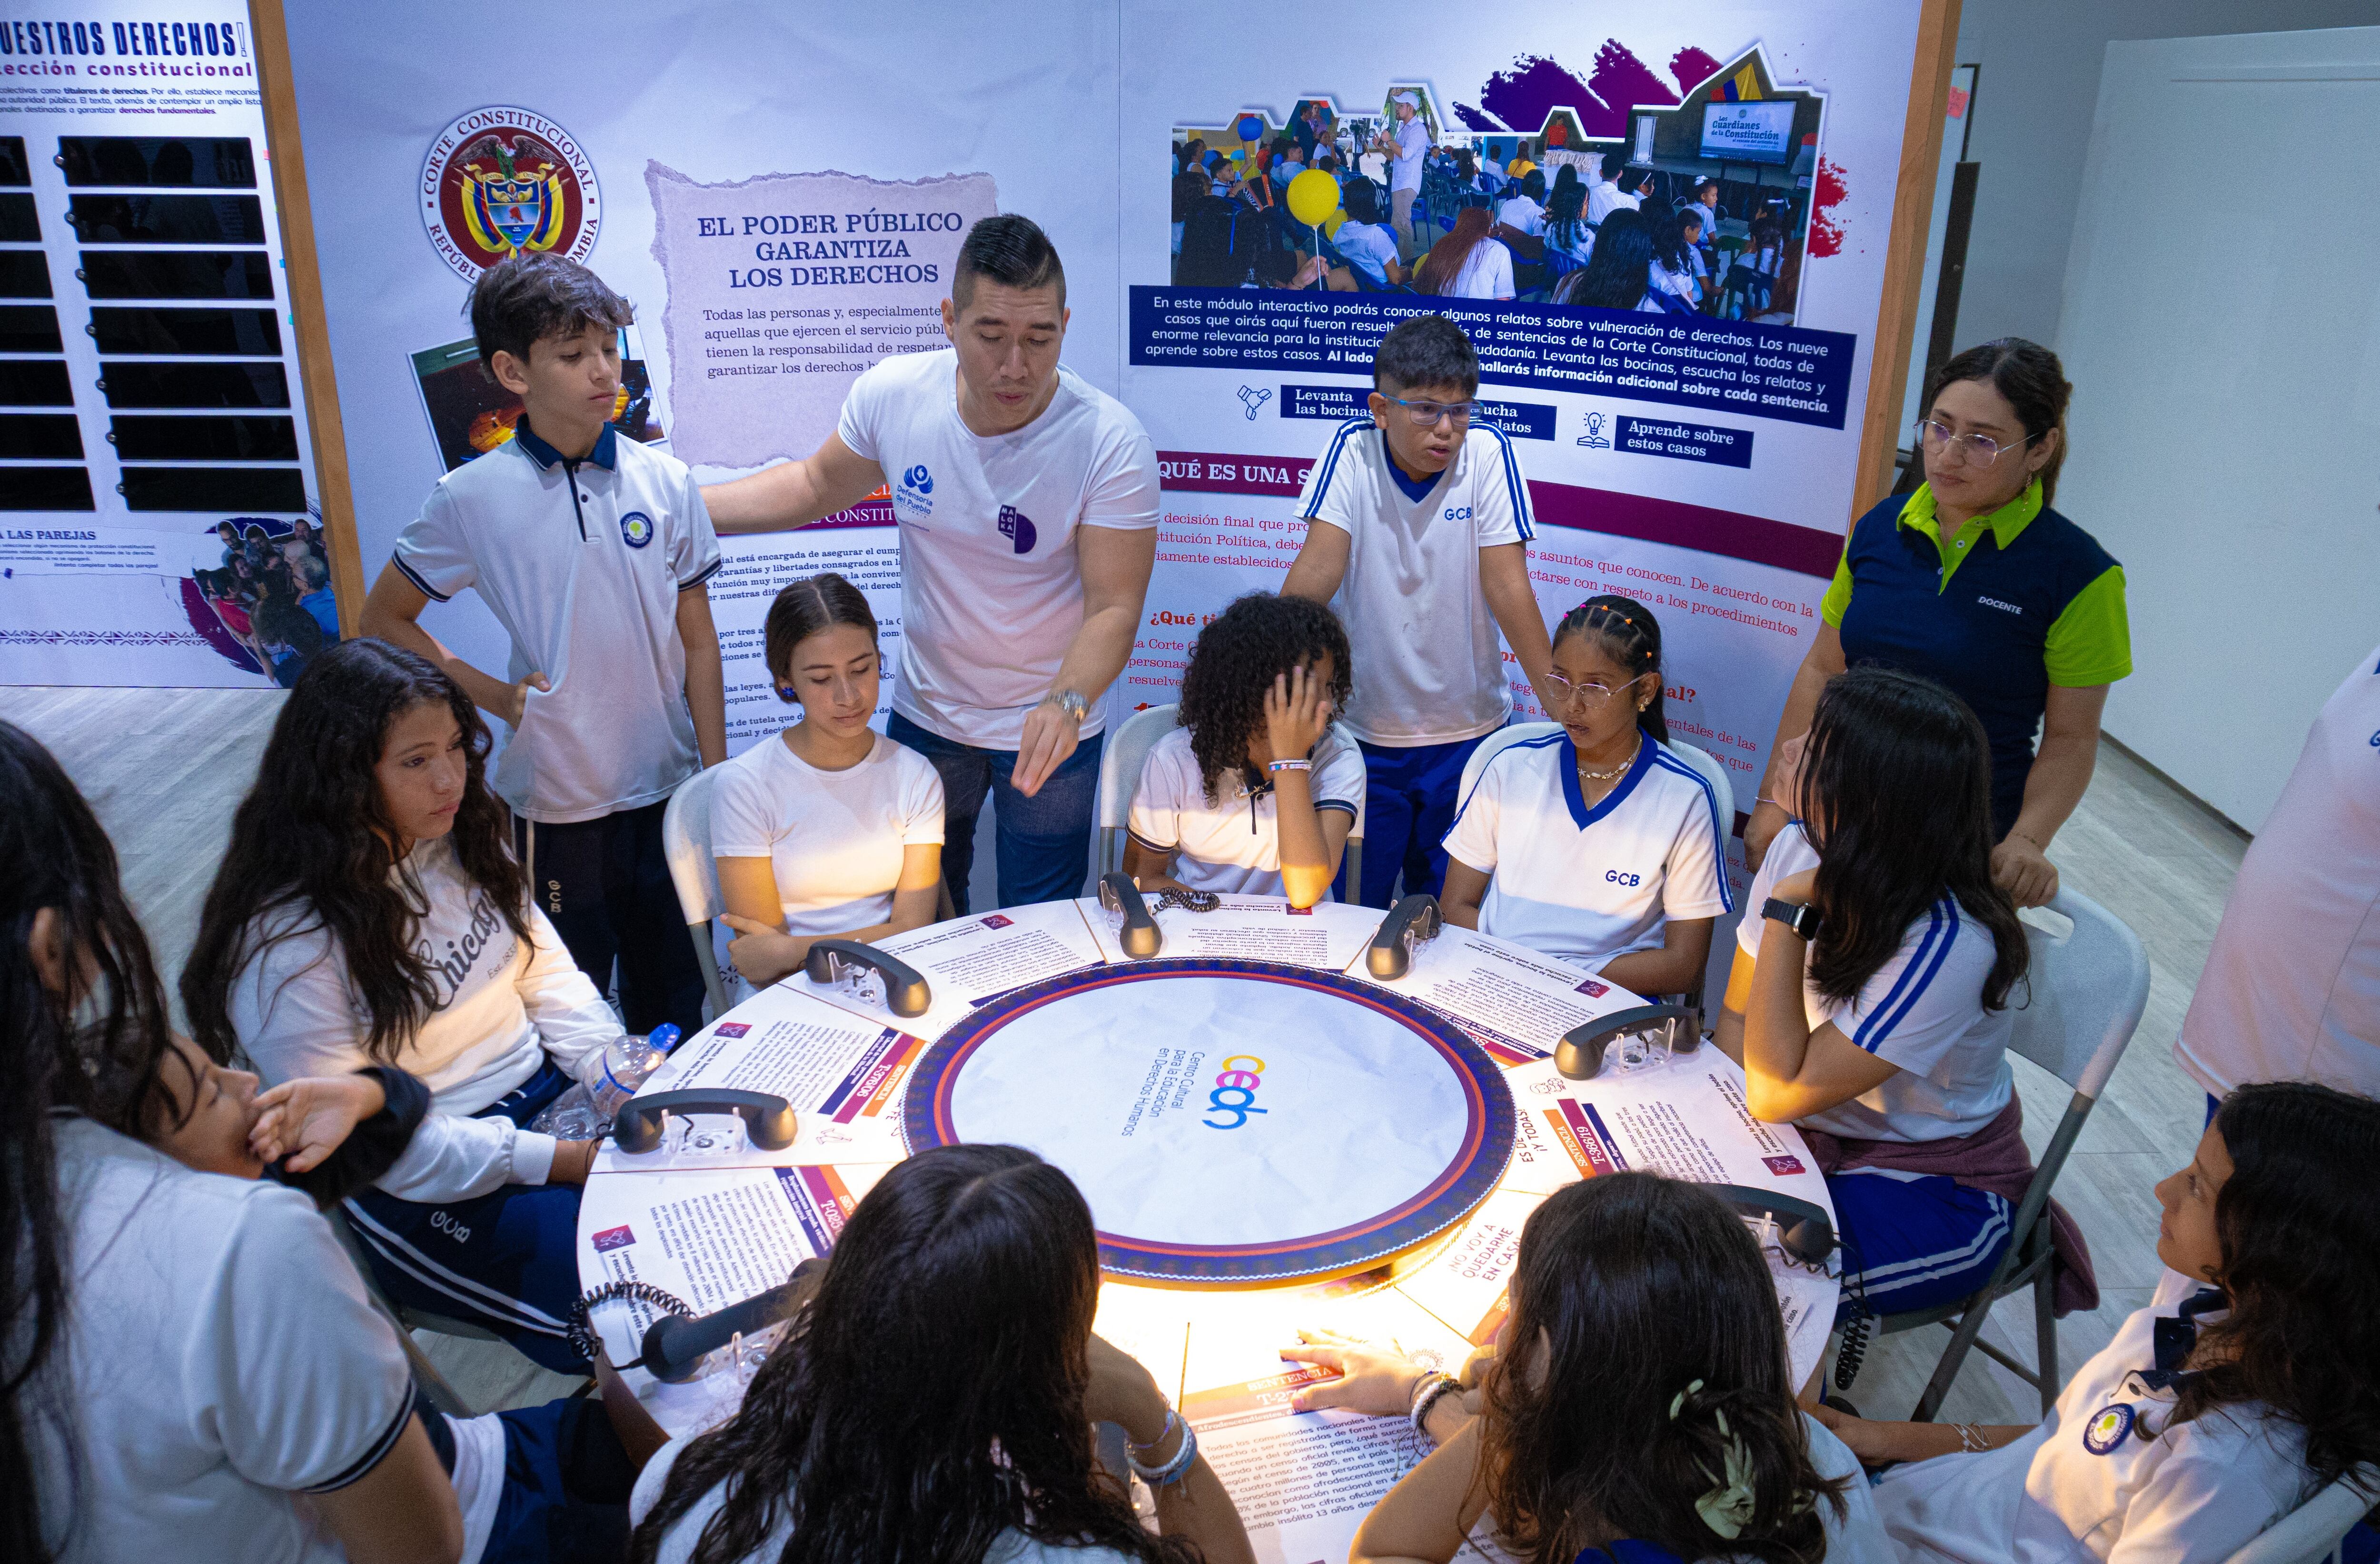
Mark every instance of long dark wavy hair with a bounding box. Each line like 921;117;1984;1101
628;1145;1196;1564
1178;593;1352;805
2179;1083;2380;1490
181;639;528;1064
1796;667;2027;1009
1480;1174;1847;1564
3;722;186;1563
1557;207;1652;310
1553;594;1668;743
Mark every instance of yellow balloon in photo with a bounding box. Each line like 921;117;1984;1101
1320;209;1349;237
1287;168;1340;226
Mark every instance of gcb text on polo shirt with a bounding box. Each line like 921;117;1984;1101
393;422;721;824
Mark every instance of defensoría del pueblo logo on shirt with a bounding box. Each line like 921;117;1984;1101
896;463;934;517
420;107;603;283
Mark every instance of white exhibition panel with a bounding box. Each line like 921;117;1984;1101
2056;26;2380;829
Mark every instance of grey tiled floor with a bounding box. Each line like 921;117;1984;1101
2;687;2241;1418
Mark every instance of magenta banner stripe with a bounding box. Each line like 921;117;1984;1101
1527;479;1843;580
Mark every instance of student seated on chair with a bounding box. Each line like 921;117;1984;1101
1711;665;2080;1325
181;639;622;1375
1819;1082;2380;1564
626;1143;1257;1564
1274;1172;1888;1564
1439;595;1728;992
6;720;639;1564
1123;592;1364;909
710;572;943;990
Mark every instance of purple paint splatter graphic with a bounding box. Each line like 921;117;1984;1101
1459;42;1688;139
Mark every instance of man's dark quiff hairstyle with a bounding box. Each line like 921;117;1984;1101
1178;593;1353;806
466;250;633;368
952;213;1066;313
1373;312;1478;396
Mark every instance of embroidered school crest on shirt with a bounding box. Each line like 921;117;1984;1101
2082;1402;2137;1455
620;510;655;549
420;107;603;283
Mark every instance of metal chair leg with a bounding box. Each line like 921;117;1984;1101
1911;1297;1995;1423
2034;1260;2061;1415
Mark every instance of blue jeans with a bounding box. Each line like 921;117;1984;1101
888;710;1103;912
1341;733;1497;909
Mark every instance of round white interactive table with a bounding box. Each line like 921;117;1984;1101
575;893;1839;1552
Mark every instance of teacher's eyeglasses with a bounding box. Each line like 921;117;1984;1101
1543;671;1646;710
1378;395;1483;427
1915;418;2036;467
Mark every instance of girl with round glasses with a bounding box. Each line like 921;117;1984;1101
1745;338;2129;909
1440;595;1732;995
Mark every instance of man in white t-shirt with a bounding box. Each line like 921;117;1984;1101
2176;641;2380;1113
704;216;1160;911
1283;315;1557;907
1372;90;1430;255
1586;153;1646;227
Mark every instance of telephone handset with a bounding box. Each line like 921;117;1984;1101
1097;871;1163;958
612;1089;797;1156
1710;1183;1835;1267
803;938;932;1017
640;1257;825;1383
1366;893;1442;979
1554;1004;1702;1080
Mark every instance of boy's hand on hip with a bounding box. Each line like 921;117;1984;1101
507;672;551;727
1013;701;1080;798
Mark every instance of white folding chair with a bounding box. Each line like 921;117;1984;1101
1455;720;1559;802
1874;888;2151;1419
2226;1470;2379;1564
660;768;732;1023
1659;738;1734;1012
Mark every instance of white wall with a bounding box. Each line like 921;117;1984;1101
2053;25;2380;830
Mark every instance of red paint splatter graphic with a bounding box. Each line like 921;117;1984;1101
1808;157;1848;258
1669;47;1723;96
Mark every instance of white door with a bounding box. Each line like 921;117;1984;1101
2057;26;2380;830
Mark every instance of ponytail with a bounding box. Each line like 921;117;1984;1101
1553;594;1667;742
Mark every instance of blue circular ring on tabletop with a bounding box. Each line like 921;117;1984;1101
903;958;1515;1287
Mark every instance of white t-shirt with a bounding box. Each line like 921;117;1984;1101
394;423;722;823
1740;823;2016;1142
836;348;1162;748
1497;194;1546;237
1127;723;1365;897
230;835;623;1199
1873;1268;2314;1564
1333;220;1401;284
1389;117;1429;191
2176;642;2380;1098
34;1119;416;1564
1444;239;1516;300
1444;731;1732;971
1587;179;1642;225
710;730;945;936
1296;422;1533;746
629;1435;1141;1564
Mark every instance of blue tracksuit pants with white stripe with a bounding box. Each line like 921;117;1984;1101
1827;1166;2014;1324
345;1060;587;1373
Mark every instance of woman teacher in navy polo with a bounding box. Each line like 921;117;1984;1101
1745;339;2130;906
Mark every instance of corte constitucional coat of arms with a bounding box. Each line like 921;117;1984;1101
421;107;602;283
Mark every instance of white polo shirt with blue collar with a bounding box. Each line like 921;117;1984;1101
1442;729;1732;971
393;421;720;825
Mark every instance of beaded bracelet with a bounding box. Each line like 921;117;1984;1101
1266;758;1313;774
1408;1371;1461;1437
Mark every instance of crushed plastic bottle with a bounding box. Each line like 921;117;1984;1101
529;1023;682;1140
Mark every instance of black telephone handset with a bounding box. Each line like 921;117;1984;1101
639;1257;825;1383
803;938;932;1017
1553;1003;1702;1080
1097;871;1163;958
1366;894;1441;979
1711;1183;1835;1267
612;1089;797;1156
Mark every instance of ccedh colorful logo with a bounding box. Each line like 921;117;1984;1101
1203;1054;1269;1129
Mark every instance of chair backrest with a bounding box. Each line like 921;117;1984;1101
659;766;724;927
1095;703;1181;838
1657;738;1735;828
2007;888;2150;1101
2225;1470;2380;1564
1457;721;1560;805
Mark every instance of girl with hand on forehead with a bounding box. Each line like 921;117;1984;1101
710;573;945;992
1440;595;1731;996
1125;592;1366;909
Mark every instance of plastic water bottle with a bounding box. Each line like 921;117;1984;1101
531;1024;681;1138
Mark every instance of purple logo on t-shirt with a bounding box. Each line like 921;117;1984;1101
591;1225;636;1253
997;505;1037;554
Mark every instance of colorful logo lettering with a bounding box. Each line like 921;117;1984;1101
1203;1053;1269;1129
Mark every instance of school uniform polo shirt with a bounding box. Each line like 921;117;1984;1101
1126;724;1366;898
393;420;721;824
1822;480;2130;833
1442;730;1732;970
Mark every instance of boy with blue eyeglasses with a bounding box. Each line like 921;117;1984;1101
1282;313;1556;907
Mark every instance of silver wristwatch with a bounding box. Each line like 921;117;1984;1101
1046;688;1090;723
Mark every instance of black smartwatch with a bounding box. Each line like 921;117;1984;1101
1762;897;1822;941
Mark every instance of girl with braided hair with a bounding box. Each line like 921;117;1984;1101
1124;592;1365;908
1440;594;1731;994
